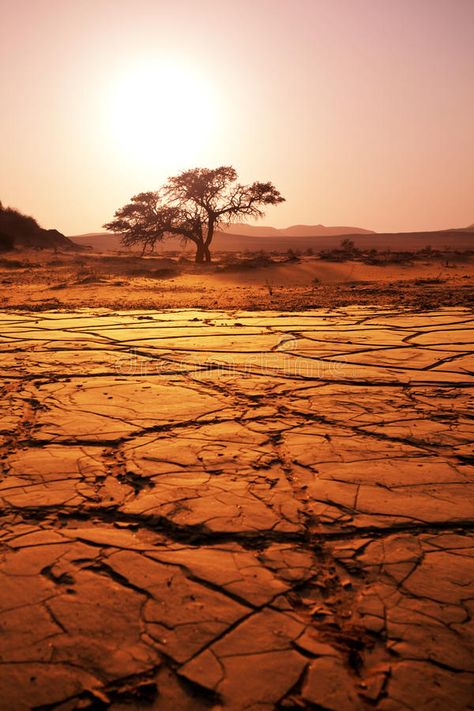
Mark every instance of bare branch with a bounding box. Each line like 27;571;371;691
103;166;284;263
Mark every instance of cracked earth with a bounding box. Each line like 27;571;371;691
0;307;473;710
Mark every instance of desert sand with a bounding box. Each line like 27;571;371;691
0;249;473;312
0;303;473;709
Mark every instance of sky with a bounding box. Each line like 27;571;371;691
1;0;473;235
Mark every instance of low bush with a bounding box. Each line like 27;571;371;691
0;258;28;268
220;254;275;271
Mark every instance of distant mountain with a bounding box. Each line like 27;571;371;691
72;233;123;250
0;203;78;250
70;223;375;252
221;223;375;237
211;228;474;251
71;227;474;254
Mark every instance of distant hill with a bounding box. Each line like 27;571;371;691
220;223;375;237
72;233;123;251
71;226;474;253
0;203;78;250
212;228;474;252
70;223;374;251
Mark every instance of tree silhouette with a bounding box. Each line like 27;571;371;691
103;167;285;263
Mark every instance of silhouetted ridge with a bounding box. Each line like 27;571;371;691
0;202;78;250
220;222;375;237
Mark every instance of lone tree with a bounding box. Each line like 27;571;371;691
103;166;285;263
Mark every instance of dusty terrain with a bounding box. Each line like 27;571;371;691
0;306;473;709
0;249;473;312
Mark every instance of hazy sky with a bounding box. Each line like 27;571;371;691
1;0;473;234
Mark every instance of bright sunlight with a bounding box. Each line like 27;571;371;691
106;58;219;168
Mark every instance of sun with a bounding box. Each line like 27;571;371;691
107;58;218;168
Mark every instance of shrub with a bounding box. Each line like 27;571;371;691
220;254;274;271
285;248;300;262
0;258;28;268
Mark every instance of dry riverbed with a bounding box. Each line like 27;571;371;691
0;307;473;709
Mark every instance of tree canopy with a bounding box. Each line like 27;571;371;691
103;166;285;263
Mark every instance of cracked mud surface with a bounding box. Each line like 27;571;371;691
0;307;473;710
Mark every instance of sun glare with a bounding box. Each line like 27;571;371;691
107;59;218;168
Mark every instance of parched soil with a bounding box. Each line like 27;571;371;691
0;307;473;709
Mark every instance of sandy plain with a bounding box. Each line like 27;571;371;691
0;252;473;710
0;249;473;312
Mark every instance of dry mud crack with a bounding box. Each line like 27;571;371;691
0;307;473;710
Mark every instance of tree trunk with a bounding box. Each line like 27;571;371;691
195;242;205;263
204;218;214;264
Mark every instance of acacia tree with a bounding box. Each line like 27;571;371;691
103;166;285;263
